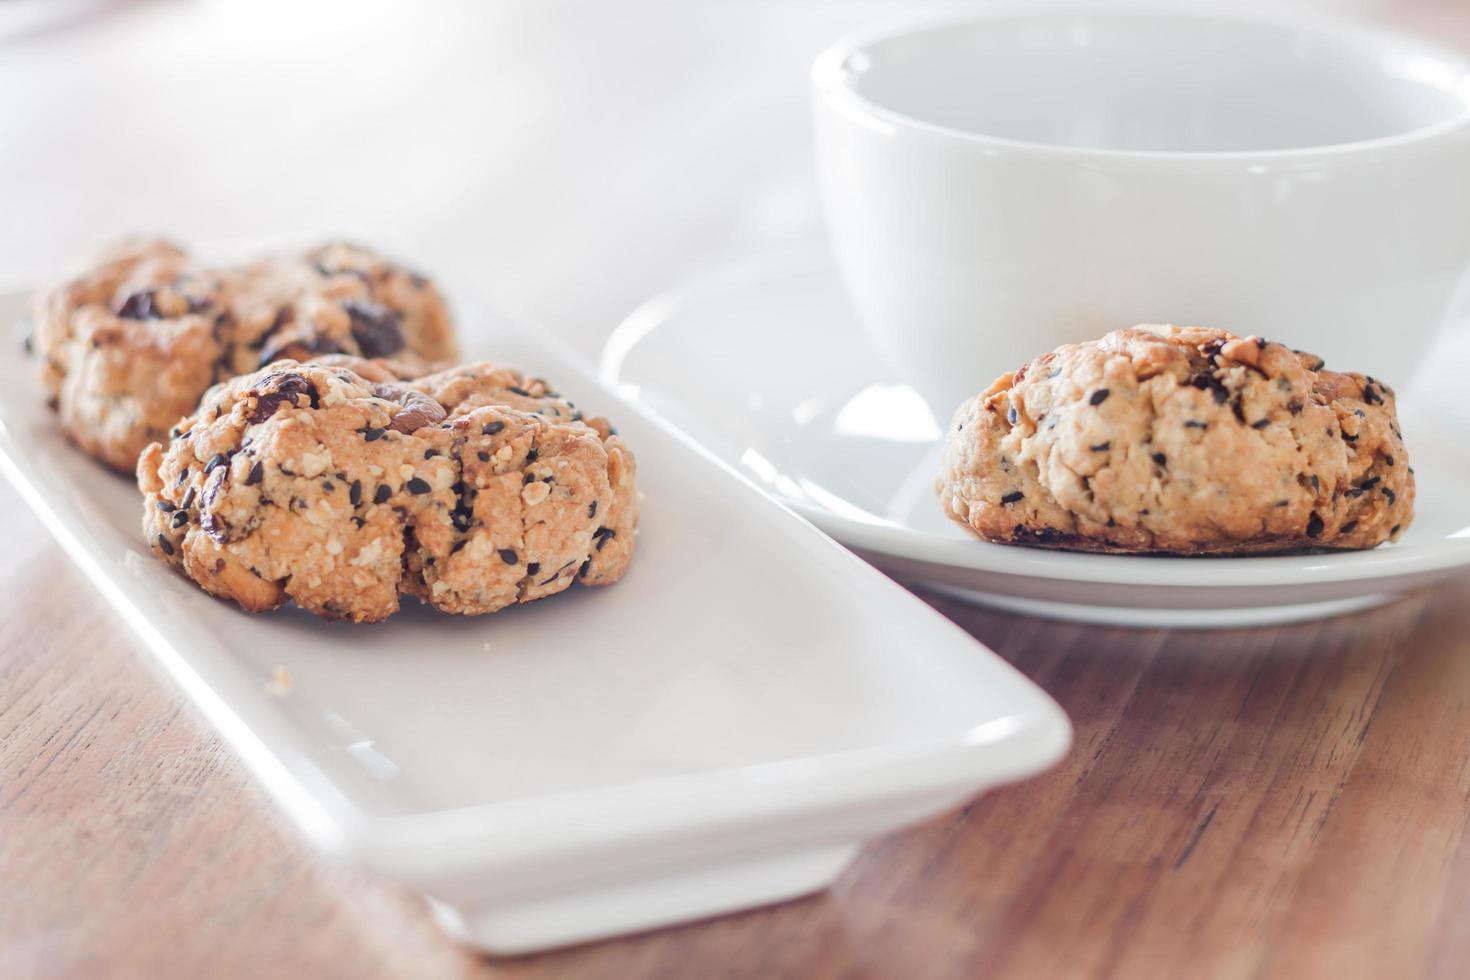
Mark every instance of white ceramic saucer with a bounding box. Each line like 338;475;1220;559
601;248;1470;628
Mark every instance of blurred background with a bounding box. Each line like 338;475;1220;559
2;0;1466;356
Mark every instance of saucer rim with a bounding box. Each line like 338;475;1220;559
602;246;1470;594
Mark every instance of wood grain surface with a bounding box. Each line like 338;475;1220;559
5;524;1470;978
5;1;1470;977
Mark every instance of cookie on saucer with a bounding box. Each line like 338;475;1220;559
936;325;1413;555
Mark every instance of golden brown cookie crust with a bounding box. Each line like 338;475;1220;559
33;239;458;472
936;326;1414;555
137;358;636;623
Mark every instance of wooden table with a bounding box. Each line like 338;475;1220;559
7;554;1470;978
5;1;1470;977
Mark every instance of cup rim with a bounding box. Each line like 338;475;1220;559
811;4;1470;161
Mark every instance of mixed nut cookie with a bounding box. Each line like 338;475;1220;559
937;326;1413;555
136;358;636;622
31;238;457;472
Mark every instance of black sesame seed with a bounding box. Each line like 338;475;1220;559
1007;406;1019;425
1357;476;1380;491
1000;491;1024;505
482;421;505;435
1390;524;1401;535
157;534;174;555
156;500;177;512
1383;487;1397;504
349;480;362;506
578;558;592;578
205;453;227;473
374;484;391;504
181;486;197;509
362;427;386;441
525;448;538;464
1340;520;1358;534
594;528;616;550
1385;455;1395;467
588;500;598;518
526;562;541;576
1251;418;1270;429
1152;452;1167;466
407;477;431;494
1089;442;1110;452
498;548;518;564
451;540;466;553
1184;420;1207;429
1307;512;1324;538
424;449;440;459
321;481;335;493
478;451;490;462
1089;389;1110;406
507;385;530;397
171;510;189;528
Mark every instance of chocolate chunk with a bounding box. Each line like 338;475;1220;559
374;384;447;434
247;373;319;423
343;299;405;357
115;290;161;320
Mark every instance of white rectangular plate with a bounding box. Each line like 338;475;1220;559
0;291;1069;955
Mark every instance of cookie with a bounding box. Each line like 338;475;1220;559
31;239;458;472
936;326;1413;555
136;358;636;622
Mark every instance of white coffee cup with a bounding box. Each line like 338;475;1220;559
812;7;1470;417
